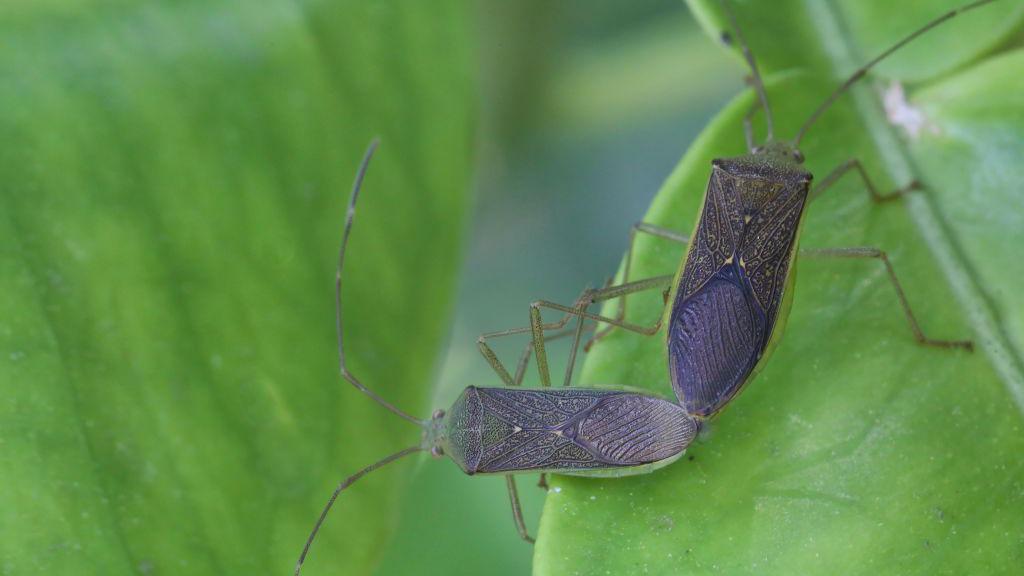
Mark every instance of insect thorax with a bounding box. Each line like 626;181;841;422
680;155;811;314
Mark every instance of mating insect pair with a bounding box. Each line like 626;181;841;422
293;1;994;574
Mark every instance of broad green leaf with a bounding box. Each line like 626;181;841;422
0;1;473;575
536;1;1024;574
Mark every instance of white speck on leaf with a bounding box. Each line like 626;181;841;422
883;80;940;139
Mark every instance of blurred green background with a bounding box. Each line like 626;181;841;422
376;2;741;575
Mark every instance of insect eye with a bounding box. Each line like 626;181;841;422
432;409;445;419
430;446;444;458
793;149;805;163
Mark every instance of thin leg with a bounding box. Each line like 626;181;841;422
530;275;675;387
506;475;534;544
743;98;763;153
478;314;595;387
334;139;423;425
529;293;585;389
294;445;422;576
556;277;622;387
510;322;597;387
720;0;774;141
799;246;973;350
480;323;544;387
588;222;688;347
562;306;590;388
481;224;684;389
809;158;920;204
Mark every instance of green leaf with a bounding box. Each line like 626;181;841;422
536;1;1024;574
0;2;473;575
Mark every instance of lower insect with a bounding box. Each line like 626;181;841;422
294;142;701;575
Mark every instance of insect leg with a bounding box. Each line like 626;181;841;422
530;293;591;388
808;159;920;204
479;323;549;386
512;322;601;387
720;0;774;140
506;475;535;544
799;246;973;350
531;274;675;387
295;445;423;576
335;140;424;425
478;314;589;386
743;99;763;153
588;223;688;347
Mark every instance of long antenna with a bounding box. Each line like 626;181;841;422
720;0;774;142
294;445;423;576
794;0;999;146
337;139;425;426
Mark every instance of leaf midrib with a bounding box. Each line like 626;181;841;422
805;0;1024;413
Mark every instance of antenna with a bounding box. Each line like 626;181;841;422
294;445;423;576
336;139;425;426
794;0;999;146
720;0;774;142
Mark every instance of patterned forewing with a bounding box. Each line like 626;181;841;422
577;395;697;465
679;169;738;299
741;183;806;319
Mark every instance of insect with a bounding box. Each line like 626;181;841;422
479;0;987;419
293;141;701;576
